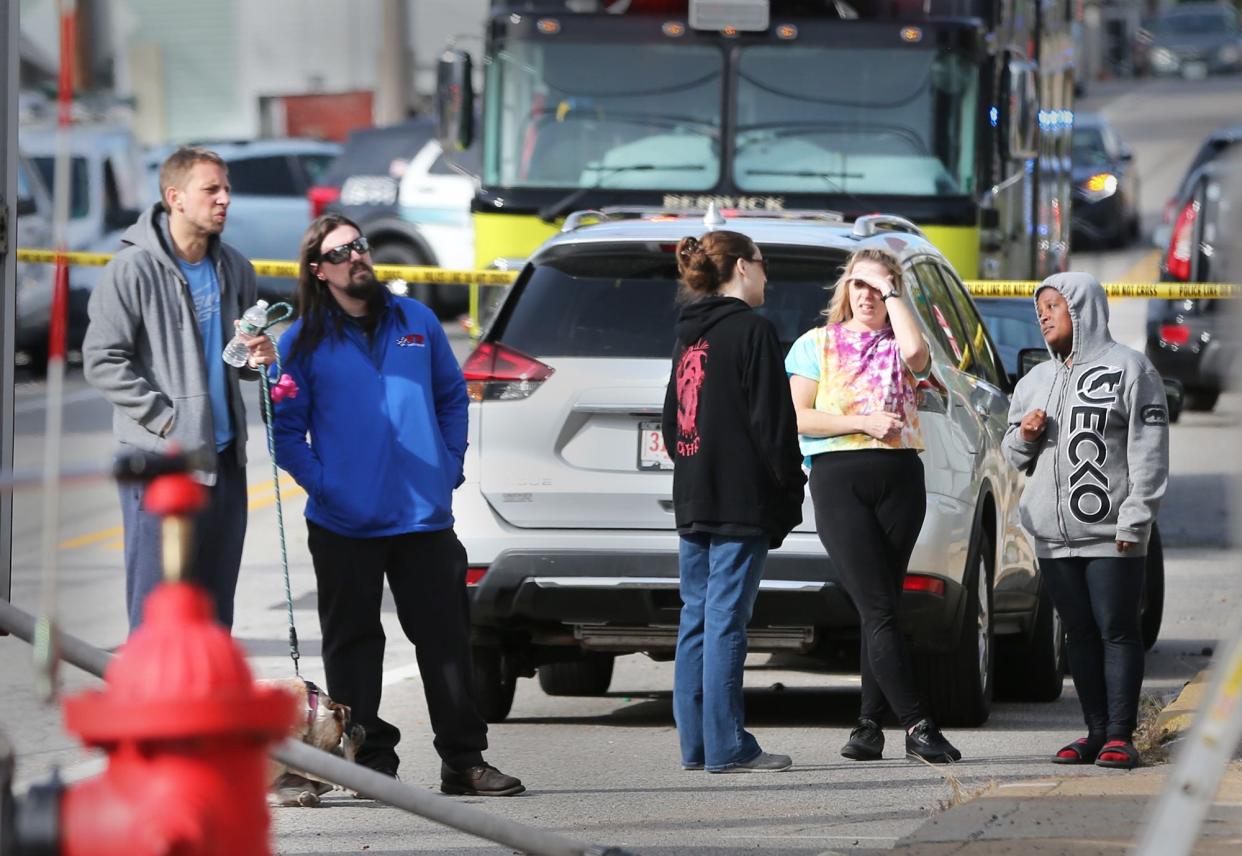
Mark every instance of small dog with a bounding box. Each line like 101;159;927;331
265;677;366;807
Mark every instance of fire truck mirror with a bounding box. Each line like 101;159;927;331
437;48;475;153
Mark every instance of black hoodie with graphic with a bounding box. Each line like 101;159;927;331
661;295;806;548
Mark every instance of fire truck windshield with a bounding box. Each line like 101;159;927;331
733;44;978;198
485;39;723;191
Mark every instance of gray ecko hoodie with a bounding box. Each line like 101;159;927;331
1001;272;1169;558
83;204;260;477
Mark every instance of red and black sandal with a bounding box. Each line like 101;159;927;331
1095;739;1141;769
1052;735;1105;765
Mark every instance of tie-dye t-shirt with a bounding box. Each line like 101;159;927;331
785;323;925;457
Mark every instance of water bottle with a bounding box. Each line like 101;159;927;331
222;300;270;367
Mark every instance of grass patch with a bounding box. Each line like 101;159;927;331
1134;691;1176;765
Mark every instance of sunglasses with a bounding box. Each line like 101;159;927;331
320;236;370;264
748;256;768;274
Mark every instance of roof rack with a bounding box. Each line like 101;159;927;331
559;203;846;233
852;214;927;240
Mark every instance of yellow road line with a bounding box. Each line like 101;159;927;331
1120;249;1162;286
58;472;304;551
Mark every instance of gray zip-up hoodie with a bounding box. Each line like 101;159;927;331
1002;272;1169;558
83;204;259;477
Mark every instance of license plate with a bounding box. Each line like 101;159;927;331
638;421;674;471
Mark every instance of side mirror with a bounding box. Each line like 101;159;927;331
16;196;37;217
1004;58;1039;161
1162;377;1184;424
1016;347;1050;379
436;48;474;153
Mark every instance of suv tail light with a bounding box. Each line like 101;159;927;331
462;342;554;402
1165;199;1198;282
466;566;488;586
308;185;341;219
1159;324;1190;347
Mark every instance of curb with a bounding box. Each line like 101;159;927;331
1155;670;1212;741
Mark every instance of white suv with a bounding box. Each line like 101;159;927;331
457;208;1062;727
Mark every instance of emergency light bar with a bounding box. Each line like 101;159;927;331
689;0;770;31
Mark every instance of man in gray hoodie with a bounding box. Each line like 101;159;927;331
1003;272;1169;769
83;147;275;632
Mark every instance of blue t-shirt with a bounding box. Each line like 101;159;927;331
178;257;234;451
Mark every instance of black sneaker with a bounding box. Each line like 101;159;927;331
440;762;525;796
905;719;961;763
841;718;884;761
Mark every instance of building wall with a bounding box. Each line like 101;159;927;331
29;0;514;143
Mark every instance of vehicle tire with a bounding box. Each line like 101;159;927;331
1185;389;1219;412
916;529;994;727
471;645;516;723
537;652;615;697
369;241;435;307
998;577;1065;702
1140;523;1165;651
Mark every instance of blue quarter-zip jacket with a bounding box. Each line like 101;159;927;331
272;293;468;538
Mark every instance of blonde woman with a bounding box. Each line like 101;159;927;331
785;248;961;764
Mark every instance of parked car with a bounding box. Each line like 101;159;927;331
976;297;1169;650
457;208;1064;727
314;118;477;314
20;123;151;358
146;138;341;302
1071;112;1141;249
13;152;55;368
1159;122;1242;229
1148;156;1240;413
1136;2;1242;78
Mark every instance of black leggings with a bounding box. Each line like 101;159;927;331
811;449;927;728
1039;555;1146;740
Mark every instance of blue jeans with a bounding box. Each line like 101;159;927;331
673;533;769;771
119;446;247;632
1039;555;1146;739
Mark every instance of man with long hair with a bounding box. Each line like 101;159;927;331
271;214;523;796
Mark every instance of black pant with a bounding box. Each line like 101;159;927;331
307;522;488;772
811;449;927;729
1039;555;1145;740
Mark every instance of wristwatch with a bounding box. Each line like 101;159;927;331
882;288;901;300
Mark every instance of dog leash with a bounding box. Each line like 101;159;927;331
247;301;304;678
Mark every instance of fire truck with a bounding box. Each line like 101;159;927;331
437;0;1075;280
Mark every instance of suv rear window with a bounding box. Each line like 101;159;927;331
490;243;851;359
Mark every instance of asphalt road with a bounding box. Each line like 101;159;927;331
1;74;1240;855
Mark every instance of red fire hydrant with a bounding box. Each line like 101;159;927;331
57;473;298;856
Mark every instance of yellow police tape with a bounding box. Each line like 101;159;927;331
14;248;1239;299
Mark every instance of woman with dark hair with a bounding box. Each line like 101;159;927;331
786;248;961;764
660;230;806;773
1004;273;1168;770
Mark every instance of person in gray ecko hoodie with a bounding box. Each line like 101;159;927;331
1002;272;1169;770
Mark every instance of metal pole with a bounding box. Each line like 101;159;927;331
0;0;19;607
0;597;636;856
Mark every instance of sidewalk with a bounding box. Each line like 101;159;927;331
891;673;1242;855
